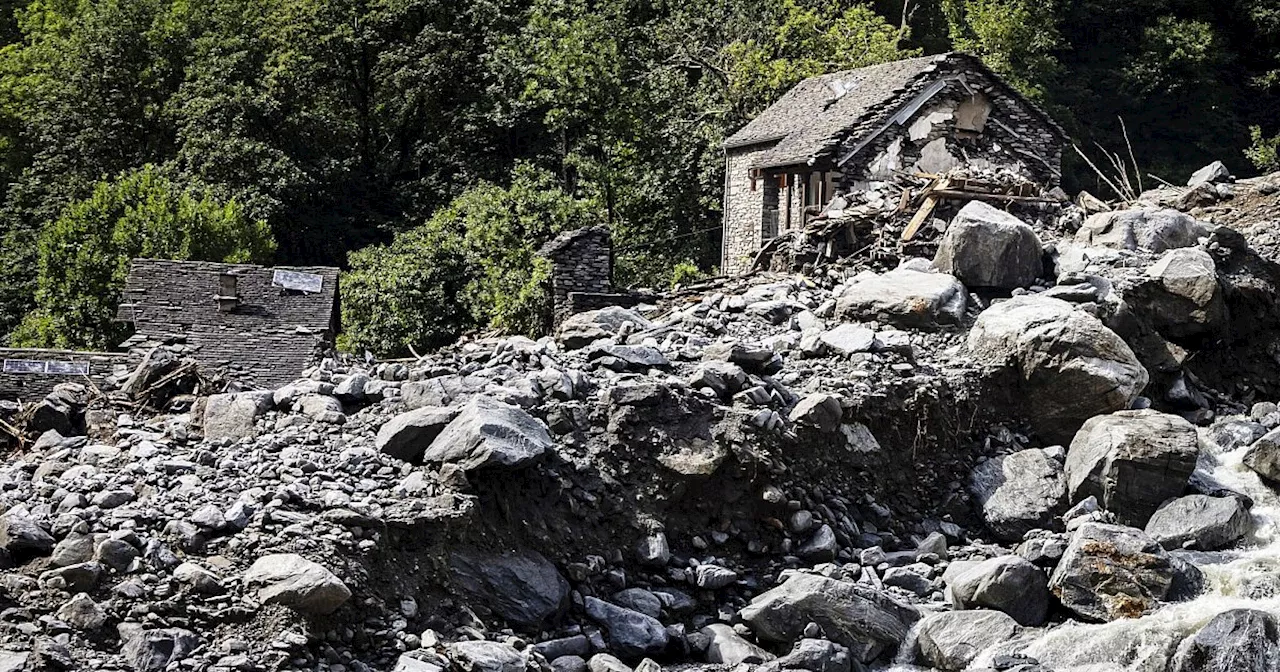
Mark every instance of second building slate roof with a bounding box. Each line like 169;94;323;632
723;52;1063;170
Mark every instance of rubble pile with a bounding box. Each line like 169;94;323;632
3;162;1280;672
756;167;1068;275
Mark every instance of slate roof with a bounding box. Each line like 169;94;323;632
538;225;610;257
723;52;1065;170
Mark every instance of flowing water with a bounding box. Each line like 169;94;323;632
883;427;1280;672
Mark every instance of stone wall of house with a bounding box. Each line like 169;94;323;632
838;56;1063;190
118;260;340;389
722;144;773;274
540;226;614;325
0;348;132;402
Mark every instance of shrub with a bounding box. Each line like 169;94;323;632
341;164;599;356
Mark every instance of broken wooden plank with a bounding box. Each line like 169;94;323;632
901;194;940;242
928;189;1059;204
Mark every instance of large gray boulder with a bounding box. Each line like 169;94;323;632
738;572;920;662
700;623;775;665
242;553;351;615
1131;247;1226;339
1145;495;1251;551
1244;427;1280;482
1075;208;1206;253
375;406;460;462
1171;609;1280;672
449;549;569;629
948;555;1050;626
914;610;1021;672
202;391;273;441
835;268;968;329
1064;410;1199;526
1187;161;1231;187
424;396;553;470
0;510;55;556
583;596;668;659
558;307;652;350
967;296;1149;442
934;201;1043;289
119;625;200;672
1049;523;1174;622
969;448;1068;542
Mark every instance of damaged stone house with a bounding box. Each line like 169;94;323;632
721;52;1068;274
0;260;340;400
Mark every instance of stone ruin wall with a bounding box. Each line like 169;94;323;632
544;227;618;326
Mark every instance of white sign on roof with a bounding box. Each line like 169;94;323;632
46;360;90;375
272;269;324;293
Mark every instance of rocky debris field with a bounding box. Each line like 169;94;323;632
5;163;1280;672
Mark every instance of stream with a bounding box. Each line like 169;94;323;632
885;427;1280;671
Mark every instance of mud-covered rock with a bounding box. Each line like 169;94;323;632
969;448;1068;542
1064;410;1198;526
934;201;1043;289
1049;523;1174;622
967;296;1149;442
738;572;919;662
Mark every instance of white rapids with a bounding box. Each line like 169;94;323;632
883;425;1280;672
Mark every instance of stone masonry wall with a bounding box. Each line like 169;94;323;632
0;348;132;402
541;227;614;326
119;260;339;389
722;144;774;275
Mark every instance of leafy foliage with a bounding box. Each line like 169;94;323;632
11;165;274;350
1248;126;1280;173
340;165;596;356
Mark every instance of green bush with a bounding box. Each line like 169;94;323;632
670;260;708;288
1247;126;1280;174
11;165;275;350
341;164;599;357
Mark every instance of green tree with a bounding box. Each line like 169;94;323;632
11;165;274;350
724;0;917;117
942;0;1061;100
341;164;597;356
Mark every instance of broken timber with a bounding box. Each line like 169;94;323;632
901;172;1054;241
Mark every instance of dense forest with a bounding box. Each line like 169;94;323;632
0;0;1278;356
